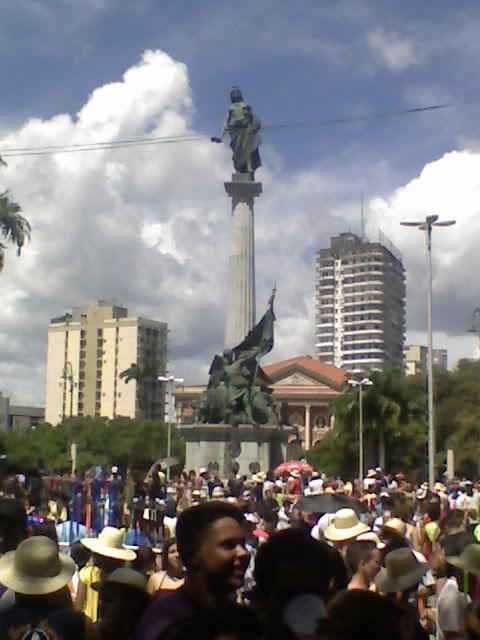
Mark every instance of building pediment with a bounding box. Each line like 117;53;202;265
274;372;320;387
264;356;346;392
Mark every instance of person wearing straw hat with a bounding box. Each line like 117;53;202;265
375;548;430;640
375;547;430;595
93;568;151;640
75;526;136;623
432;539;474;640
0;536;97;640
324;509;369;552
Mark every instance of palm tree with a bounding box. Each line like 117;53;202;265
0;190;31;272
331;368;425;472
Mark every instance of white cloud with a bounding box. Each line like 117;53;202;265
0;48;361;405
368;149;480;363
1;47;478;407
367;27;422;71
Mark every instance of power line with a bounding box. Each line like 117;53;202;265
0;101;460;158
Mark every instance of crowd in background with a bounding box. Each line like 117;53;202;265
1;461;480;639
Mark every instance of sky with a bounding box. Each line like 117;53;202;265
1;0;480;405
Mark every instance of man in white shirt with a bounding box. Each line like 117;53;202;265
431;538;473;640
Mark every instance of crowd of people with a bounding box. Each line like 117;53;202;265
1;462;480;639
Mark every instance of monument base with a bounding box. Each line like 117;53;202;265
180;423;296;477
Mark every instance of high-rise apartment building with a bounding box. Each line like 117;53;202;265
316;232;406;373
45;301;168;425
404;344;448;376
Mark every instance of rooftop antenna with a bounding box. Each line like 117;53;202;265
360;192;365;240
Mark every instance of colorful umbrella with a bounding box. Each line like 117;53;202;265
274;460;313;476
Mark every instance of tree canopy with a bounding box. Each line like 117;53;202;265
0;417;184;474
307;361;480;481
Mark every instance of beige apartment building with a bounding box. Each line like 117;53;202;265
45;301;168;425
404;344;448;376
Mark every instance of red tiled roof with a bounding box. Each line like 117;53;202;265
263;356;347;387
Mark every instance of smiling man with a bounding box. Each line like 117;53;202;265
135;501;251;640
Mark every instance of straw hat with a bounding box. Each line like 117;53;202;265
375;548;429;594
290;469;301;478
366;469;376;478
382;518;407;538
0;536;75;595
356;531;386;550
81;527;136;562
253;472;267;483
344;481;353;496
212;486;225;499
446;544;480;577
92;567;148;594
324;509;368;542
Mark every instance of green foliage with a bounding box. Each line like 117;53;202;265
307;368;426;478
307;360;480;479
0;189;31;272
3;417;184;473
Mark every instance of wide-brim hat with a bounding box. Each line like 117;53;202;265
0;536;75;596
367;469;377;478
324;508;369;542
82;526;136;562
253;472;267;483
447;543;480;577
290;469;301;478
375;548;429;594
381;518;407;539
92;567;149;594
357;531;386;550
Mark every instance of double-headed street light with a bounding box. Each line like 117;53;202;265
468;308;480;360
348;377;373;481
401;215;456;486
158;375;184;480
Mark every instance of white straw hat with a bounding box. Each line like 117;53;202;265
0;536;75;595
81;527;136;562
324;509;368;543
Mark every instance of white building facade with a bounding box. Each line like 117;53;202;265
316;233;406;374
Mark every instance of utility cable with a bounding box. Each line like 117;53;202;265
0;101;463;158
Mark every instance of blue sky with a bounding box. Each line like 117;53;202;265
3;0;479;179
1;0;480;404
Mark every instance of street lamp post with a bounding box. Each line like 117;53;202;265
60;362;75;420
61;362;76;472
468;308;480;360
468;309;480;477
348;377;373;481
401;215;456;486
158;375;184;480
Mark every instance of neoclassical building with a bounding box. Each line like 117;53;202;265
175;355;346;449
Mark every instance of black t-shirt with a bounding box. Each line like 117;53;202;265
0;605;85;640
228;476;243;498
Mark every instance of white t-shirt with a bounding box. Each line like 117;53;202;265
412;549;435;589
436;577;468;640
163;516;177;538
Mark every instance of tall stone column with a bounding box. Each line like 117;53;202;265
304;404;311;450
224;174;262;349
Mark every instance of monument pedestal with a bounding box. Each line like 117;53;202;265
180;423;295;476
